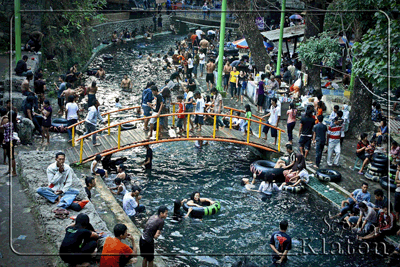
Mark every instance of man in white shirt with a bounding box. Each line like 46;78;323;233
36;152;79;208
123;185;145;218
84;100;104;146
65;95;79;141
195;27;204;40
261;97;281;145
194;91;205;132
199;51;206;77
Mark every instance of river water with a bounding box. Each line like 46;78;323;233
93;35;391;266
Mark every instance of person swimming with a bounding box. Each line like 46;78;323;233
186;191;215;207
172;199;192;220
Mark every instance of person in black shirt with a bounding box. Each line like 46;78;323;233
269;220;292;264
59;213;100;266
15;55;31;76
373;189;388;212
23;95;42;136
188;77;196;91
147;86;164;139
172;199;193;220
84;176;96;201
298;106;315;159
312;115;328;168
141;145;153;170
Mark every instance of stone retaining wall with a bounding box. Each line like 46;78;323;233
89;15;172;47
16;151;111;252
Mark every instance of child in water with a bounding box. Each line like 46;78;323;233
115;98;122;109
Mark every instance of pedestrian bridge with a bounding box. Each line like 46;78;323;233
66;105;285;164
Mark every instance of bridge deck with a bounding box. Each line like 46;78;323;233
65;125;277;164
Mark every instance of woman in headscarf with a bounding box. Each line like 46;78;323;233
283;153;305;183
341;104;350;145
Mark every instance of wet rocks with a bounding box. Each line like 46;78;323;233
18;118;34;145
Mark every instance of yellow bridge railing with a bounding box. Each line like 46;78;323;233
72;111;286;164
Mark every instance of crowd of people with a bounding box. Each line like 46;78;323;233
7;9;400;266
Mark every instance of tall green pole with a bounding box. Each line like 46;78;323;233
15;0;21;63
216;0;227;92
276;0;286;76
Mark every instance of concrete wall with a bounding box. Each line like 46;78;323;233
89;15;171;47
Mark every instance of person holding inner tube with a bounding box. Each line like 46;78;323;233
283;154;306;183
246;180;281;196
173;199;193;220
187;191;215;207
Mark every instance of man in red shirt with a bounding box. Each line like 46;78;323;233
100;224;137;267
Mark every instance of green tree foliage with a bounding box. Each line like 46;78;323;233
297;32;341;69
42;0;107;70
352;13;400;92
324;0;399;92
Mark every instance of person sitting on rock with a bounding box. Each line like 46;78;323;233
123;185;146;218
36;152;80;209
25;31;43;53
15;55;32;76
274;144;296;169
60;213;101;267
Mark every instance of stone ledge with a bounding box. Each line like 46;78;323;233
16;151;112;256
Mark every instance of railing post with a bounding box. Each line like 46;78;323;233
229;109;233;129
118;125;121;149
72;126;75;147
172;104;176;128
247;119;251;143
186;114;190;138
258;119;262;139
156;117;160;141
278;130;281;152
79;139;83;163
108;114;111;135
213;115;217;138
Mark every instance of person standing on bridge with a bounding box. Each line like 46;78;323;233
142;82;155;131
147;86;164;139
84;100;104;147
210;88;224;130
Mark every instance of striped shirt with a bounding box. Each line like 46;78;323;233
328;121;343;140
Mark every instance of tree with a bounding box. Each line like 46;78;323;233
227;1;271;71
301;0;329;95
297;32;341;92
316;0;398;137
41;0;107;70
